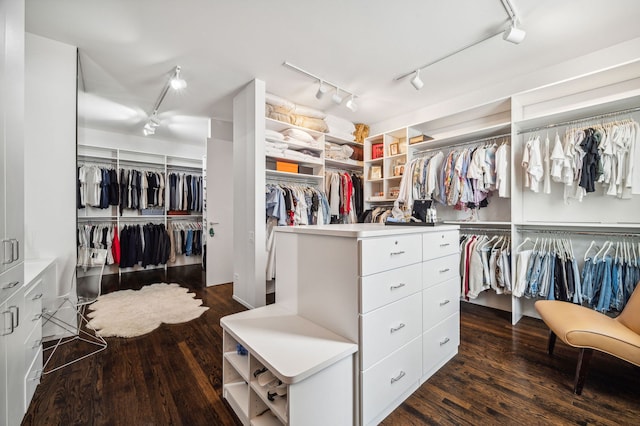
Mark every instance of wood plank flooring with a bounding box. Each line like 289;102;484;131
23;266;640;425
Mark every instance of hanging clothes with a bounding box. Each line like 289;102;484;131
459;233;512;300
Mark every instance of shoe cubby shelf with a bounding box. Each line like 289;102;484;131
221;304;357;426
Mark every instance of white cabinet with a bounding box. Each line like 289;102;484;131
0;0;24;276
221;304;357;426
274;224;460;425
1;265;26;426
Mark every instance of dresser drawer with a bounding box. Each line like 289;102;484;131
422;254;459;289
361;337;421;426
360;263;421;313
423;278;460;329
360;234;422;276
422;231;459;260
24;277;45;326
361;292;421;370
422;312;459;377
24;319;43;368
24;346;43;412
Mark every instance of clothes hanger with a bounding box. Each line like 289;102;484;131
516;237;534;251
594;240;610;262
584;240;598;260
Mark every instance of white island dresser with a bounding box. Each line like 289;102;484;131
274;223;460;425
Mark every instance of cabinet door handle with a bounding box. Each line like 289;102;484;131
390;370;406;384
390;323;406;333
440;337;451;346
11;239;19;262
439;300;450;306
390;283;406;291
1;311;13;335
390;250;405;256
438;268;450;273
32;313;42;321
32;293;43;301
2;240;12;264
439;243;450;248
10;306;19;328
2;281;20;290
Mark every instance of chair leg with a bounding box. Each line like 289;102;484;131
574;348;594;395
547;330;557;355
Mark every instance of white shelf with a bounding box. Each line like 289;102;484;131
224;382;249;421
250;382;288;424
224;352;249;382
265;154;323;168
515;222;640;230
221;304;357;384
265;117;324;138
409;121;511;152
265;170;323;180
250;411;282;426
324;158;364;170
325;133;362;146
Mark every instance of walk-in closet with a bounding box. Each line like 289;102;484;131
5;1;640;425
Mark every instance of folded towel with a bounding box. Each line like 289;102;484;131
292;115;328;132
265;129;285;141
282;128;315;142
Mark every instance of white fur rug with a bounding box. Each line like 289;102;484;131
87;283;209;338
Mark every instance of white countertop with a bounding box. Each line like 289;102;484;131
221;304;357;384
273;222;459;238
25;258;55;284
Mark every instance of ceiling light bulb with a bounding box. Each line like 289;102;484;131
315;81;329;99
410;70;424;90
345;95;358;112
503;21;526;44
170;66;187;90
332;88;344;105
143;122;155;136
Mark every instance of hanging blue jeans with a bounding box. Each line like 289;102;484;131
611;259;624;311
185;229;194;256
595;256;613;313
581;257;595;305
546;253;556;300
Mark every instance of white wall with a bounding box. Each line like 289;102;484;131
24;33;77;297
205;119;233;285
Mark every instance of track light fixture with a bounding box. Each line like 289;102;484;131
410;70;424;90
315;80;329;99
502;20;526;44
283;61;359;112
170;66;187;90
143;65;187;136
396;0;525;89
345;95;358;112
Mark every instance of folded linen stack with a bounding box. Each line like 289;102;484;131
325;141;354;161
325;114;356;142
265;93;328;133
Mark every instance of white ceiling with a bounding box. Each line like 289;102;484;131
25;0;640;143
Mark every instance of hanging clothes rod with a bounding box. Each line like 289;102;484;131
520;228;640;238
460;227;512;234
412;133;511;156
517;105;640;135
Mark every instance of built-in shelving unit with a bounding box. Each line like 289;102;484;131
77;145;204;275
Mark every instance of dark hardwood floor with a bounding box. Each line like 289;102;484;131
23;266;640;425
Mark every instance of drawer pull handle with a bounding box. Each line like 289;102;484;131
32;339;42;349
439;243;451;248
2;281;19;290
440;337;451;346
390;283;406;291
391;370;406;384
439;300;450;306
32;293;43;300
390;323;406;333
439;268;450;273
390;250;405;256
33;313;42;321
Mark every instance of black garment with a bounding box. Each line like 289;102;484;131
579;128;601;193
99;168;110;208
108;168;119;206
77;167;84;209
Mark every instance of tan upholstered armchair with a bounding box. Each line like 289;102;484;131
534;286;640;395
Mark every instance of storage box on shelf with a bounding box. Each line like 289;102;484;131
221;304;356;426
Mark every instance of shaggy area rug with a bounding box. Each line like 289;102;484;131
86;283;209;338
